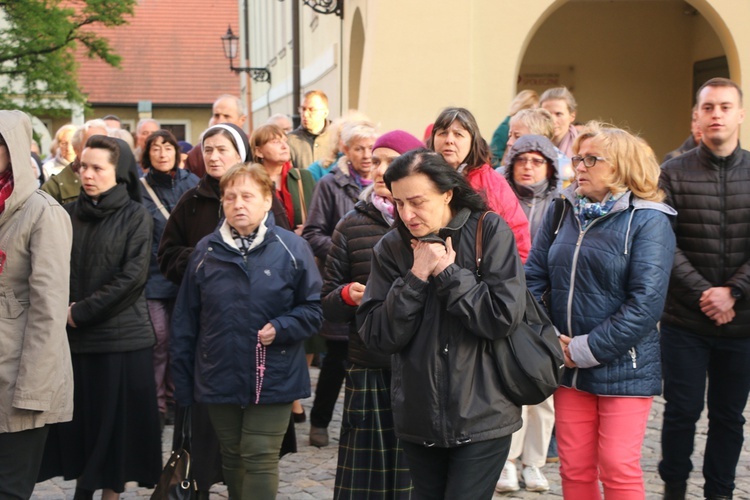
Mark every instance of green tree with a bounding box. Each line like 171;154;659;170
0;0;135;115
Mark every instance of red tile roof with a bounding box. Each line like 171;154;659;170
76;0;241;106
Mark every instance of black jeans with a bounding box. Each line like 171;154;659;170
401;436;511;499
310;340;348;428
0;425;49;499
659;323;750;498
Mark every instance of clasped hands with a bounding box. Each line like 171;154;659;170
410;236;456;281
700;286;736;326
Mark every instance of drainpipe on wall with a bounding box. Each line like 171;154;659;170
292;0;301;128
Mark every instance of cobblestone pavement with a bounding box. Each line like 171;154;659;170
33;367;750;499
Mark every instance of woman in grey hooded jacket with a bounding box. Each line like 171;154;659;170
0;110;73;498
505;134;560;240
498;134;560;492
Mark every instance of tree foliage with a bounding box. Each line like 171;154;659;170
0;0;135;115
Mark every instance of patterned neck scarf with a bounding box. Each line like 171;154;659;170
574;191;626;230
0;169;14;215
371;192;394;225
230;226;258;255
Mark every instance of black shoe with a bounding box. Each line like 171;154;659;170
705;495;732;500
293;408;306;423
309;425;329;447
664;481;687;500
73;488;94;500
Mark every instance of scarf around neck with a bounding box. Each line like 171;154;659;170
371;192;394;225
574;191;626;230
0;169;14;215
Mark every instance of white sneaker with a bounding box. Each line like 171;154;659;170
522;464;550;492
495;461;520;492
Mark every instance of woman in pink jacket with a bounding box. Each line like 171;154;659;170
430;107;531;261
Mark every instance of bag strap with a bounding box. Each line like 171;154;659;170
174;405;192;452
549;197;565;243
475;211;492;277
140;177;170;220
295;170;307;225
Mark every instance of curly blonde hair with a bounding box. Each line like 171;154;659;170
573;121;665;202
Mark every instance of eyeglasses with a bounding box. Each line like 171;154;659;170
513;157;547;168
571;155;607;168
298;107;324;115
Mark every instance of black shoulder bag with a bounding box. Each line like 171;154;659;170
476;211;565;406
151;406;197;499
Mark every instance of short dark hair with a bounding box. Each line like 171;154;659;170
142;129;180;171
85;134;120;167
697;77;743;106
384;148;488;226
430;107;491;172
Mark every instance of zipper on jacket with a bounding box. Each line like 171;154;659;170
719;159;726;285
565;214;611;390
629;347;637;368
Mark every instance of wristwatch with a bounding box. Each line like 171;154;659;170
730;286;744;300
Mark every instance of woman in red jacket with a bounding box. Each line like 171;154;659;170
430;107;531;262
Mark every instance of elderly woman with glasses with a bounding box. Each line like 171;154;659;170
524;122;676;499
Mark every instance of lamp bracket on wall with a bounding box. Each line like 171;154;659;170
230;64;272;84
302;0;343;18
221;25;272;84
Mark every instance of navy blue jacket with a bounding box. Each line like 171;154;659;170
525;188;676;396
170;216;323;406
140;168;199;299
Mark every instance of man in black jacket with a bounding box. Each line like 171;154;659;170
659;77;750;500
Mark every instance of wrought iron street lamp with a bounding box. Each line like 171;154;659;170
221;26;271;84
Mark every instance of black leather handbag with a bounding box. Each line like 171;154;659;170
475;211;565;406
151;407;197;500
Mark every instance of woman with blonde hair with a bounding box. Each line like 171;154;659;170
307;111;371;182
525;122;676;499
42;124;77;178
490;89;539;166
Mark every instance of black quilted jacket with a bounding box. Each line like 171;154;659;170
659;142;750;337
321;200;392;368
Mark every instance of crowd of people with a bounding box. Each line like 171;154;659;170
0;77;748;500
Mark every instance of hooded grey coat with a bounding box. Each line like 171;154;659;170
505;134;560;240
0;110;74;433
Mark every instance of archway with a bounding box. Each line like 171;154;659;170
515;0;735;159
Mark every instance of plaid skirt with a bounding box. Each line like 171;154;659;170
334;366;413;499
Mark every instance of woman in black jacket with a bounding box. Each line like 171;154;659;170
139;130;199;427
39;136;162;499
323;130;422;498
357;148;526;500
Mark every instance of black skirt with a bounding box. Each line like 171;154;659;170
39;348;162;492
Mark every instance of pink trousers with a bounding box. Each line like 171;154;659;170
555;387;652;500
